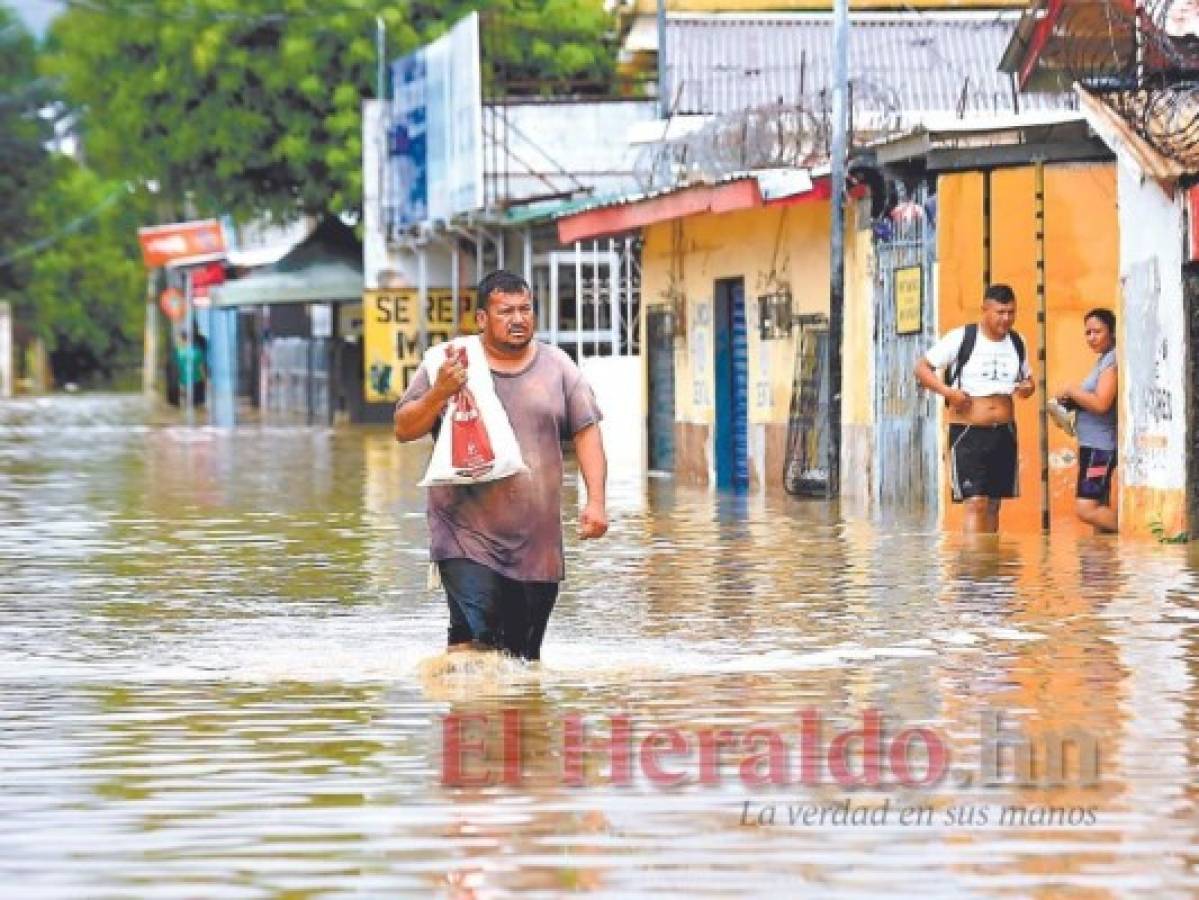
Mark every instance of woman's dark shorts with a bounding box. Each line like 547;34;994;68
438;558;559;661
1076;446;1117;502
949;422;1019;502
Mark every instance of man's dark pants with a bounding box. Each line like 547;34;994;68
438;558;559;661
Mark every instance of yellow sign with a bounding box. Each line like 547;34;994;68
363;288;477;402
895;266;923;335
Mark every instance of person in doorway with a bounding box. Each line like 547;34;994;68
394;270;609;661
1055;308;1118;533
173;326;207;407
914;283;1036;533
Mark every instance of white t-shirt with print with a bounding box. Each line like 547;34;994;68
924;326;1031;397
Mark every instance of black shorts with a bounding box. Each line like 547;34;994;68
1076;446;1117;502
949;423;1018;502
438;558;559;661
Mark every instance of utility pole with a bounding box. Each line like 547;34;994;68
142;272;158;396
183;268;194;429
827;0;849;499
657;0;669;118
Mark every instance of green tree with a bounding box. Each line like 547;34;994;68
43;0;617;220
0;5;56;299
24;160;153;384
412;0;618;96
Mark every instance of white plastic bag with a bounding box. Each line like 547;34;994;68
417;336;528;487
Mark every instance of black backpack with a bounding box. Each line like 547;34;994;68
944;323;1026;392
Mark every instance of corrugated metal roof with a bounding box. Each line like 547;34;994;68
665;12;1071;117
555;171;763;219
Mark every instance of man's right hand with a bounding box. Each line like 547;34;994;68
946;388;973;415
431;356;467;402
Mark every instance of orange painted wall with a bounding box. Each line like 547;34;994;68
1042;165;1121;532
936;163;1120;534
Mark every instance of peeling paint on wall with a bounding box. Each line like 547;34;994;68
691;299;712;411
1119;169;1188;495
1122;258;1187;490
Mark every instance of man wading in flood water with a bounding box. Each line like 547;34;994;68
914;284;1036;534
394;270;608;661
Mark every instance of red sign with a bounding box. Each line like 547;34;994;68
189;261;226;300
137;220;226;268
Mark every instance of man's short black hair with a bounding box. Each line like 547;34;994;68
477;270;530;312
983;283;1016;305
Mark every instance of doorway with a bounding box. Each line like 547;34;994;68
714;278;749;489
646;307;676;471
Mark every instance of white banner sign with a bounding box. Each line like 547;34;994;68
391;12;484;228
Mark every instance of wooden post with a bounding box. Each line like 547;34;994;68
1035;158;1050;533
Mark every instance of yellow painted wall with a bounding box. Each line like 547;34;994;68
842;204;875;430
936;163;1120;534
641;199;834;430
840;203;876;506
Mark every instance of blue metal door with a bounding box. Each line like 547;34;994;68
873;185;938;512
715;278;749;489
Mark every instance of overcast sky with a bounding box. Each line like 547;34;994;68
7;0;63;36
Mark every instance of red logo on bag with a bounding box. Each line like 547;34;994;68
448;345;495;478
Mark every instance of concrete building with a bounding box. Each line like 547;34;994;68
846;116;1118;532
1002;0;1198;537
362;12;659;480
557;10;1075;496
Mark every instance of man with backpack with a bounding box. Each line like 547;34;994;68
914;283;1035;533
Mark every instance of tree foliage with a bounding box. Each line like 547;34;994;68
24;159;153;383
43;0;617;221
410;0;618;95
22;0;615;382
0;5;56;298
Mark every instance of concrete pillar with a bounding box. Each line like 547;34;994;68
208;307;238;428
28;336;49;393
143;273;159;395
0;302;11;398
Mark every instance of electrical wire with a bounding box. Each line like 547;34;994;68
0;185;131;269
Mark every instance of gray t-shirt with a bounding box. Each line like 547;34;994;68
1076;348;1117;452
399;343;602;583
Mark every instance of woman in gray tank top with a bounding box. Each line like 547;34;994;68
1055;309;1118;533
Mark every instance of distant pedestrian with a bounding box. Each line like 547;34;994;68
914;284;1035;533
173;327;207;407
1055;309;1118;533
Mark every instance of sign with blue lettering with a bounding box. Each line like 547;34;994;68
390;13;483;229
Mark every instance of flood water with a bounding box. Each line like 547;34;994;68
2;394;1198;896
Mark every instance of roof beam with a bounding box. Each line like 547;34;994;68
926;139;1113;171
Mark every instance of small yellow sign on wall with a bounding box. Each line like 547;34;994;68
363;288;477;402
894;266;923;335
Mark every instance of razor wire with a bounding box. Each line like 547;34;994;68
1057;0;1199;167
632;81;920;192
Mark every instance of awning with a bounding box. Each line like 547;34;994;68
213;216;363;307
555;169;828;244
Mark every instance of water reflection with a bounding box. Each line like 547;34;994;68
0;395;1197;894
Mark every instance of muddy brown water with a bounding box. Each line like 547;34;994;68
1;395;1197;896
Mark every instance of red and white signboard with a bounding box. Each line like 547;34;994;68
188;261;226;308
137;220;226;268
